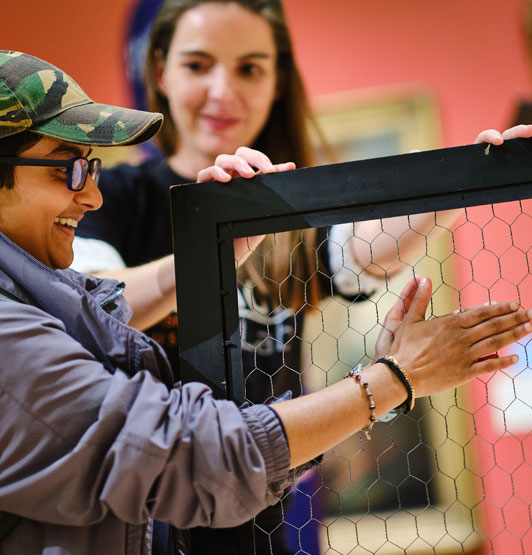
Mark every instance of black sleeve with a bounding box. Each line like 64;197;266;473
77;164;139;259
76;160;178;267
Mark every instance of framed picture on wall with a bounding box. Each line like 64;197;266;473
311;84;442;162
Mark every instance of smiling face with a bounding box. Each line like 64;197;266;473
0;137;102;269
158;2;279;177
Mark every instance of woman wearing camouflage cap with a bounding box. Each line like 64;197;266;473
1;50;532;555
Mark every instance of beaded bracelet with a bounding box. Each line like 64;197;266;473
344;364;376;440
376;355;415;413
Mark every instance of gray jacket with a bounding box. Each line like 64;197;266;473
0;232;291;555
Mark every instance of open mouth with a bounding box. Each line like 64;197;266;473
54;217;78;230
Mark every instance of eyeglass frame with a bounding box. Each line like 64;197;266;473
0;155;102;191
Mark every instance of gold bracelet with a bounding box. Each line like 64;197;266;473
381;355;415;412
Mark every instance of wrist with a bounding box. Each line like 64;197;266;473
376;356;415;413
360;361;410;418
156;255;177;298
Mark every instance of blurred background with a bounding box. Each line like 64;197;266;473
4;1;532;553
4;0;531;148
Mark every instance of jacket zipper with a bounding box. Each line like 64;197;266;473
99;282;126;308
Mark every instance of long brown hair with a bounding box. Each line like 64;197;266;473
146;0;334;311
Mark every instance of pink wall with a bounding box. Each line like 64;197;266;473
4;0;531;146
2;0;135;108
283;0;532;146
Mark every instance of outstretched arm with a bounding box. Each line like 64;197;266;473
272;277;531;468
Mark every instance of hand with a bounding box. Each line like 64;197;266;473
196;147;296;264
196;146;296;182
374;276;423;359
474;124;532;145
387;281;532;398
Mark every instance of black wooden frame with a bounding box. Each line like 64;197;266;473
170;137;532;554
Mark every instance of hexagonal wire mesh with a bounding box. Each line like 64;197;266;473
236;202;532;554
171;140;532;555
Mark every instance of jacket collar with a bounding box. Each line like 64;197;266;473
0;231;174;387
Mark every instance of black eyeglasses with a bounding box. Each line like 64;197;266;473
0;156;102;191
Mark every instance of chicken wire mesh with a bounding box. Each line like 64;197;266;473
171;138;532;554
235;201;532;555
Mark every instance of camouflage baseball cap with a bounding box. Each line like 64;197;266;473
0;51;163;146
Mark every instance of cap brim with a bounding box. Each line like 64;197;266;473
32;100;163;147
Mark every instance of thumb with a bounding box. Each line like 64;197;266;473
383;276;419;328
400;275;422;315
403;277;432;323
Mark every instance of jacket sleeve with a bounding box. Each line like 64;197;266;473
0;300;290;529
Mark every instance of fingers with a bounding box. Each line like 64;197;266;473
196;164;234;183
473;125;532;152
375;277;421;358
501;124;532;141
401;276;422;315
385;276;420;323
376;277;430;361
476;353;499;363
196;153;263;182
216;153;258;177
477;307;532;337
380;276;419;330
453;301;497;315
474;129;503;145
402;277;432;323
471;353;519;376
472;125;532;151
234;147;296;174
269;161;296;173
234;146;277;174
471;316;532;360
457;301;521;328
196;148;297;182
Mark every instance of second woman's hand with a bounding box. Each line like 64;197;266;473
196;146;296;263
474;124;532;145
196;146;296;182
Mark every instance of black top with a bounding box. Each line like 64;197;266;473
78;157;182;266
